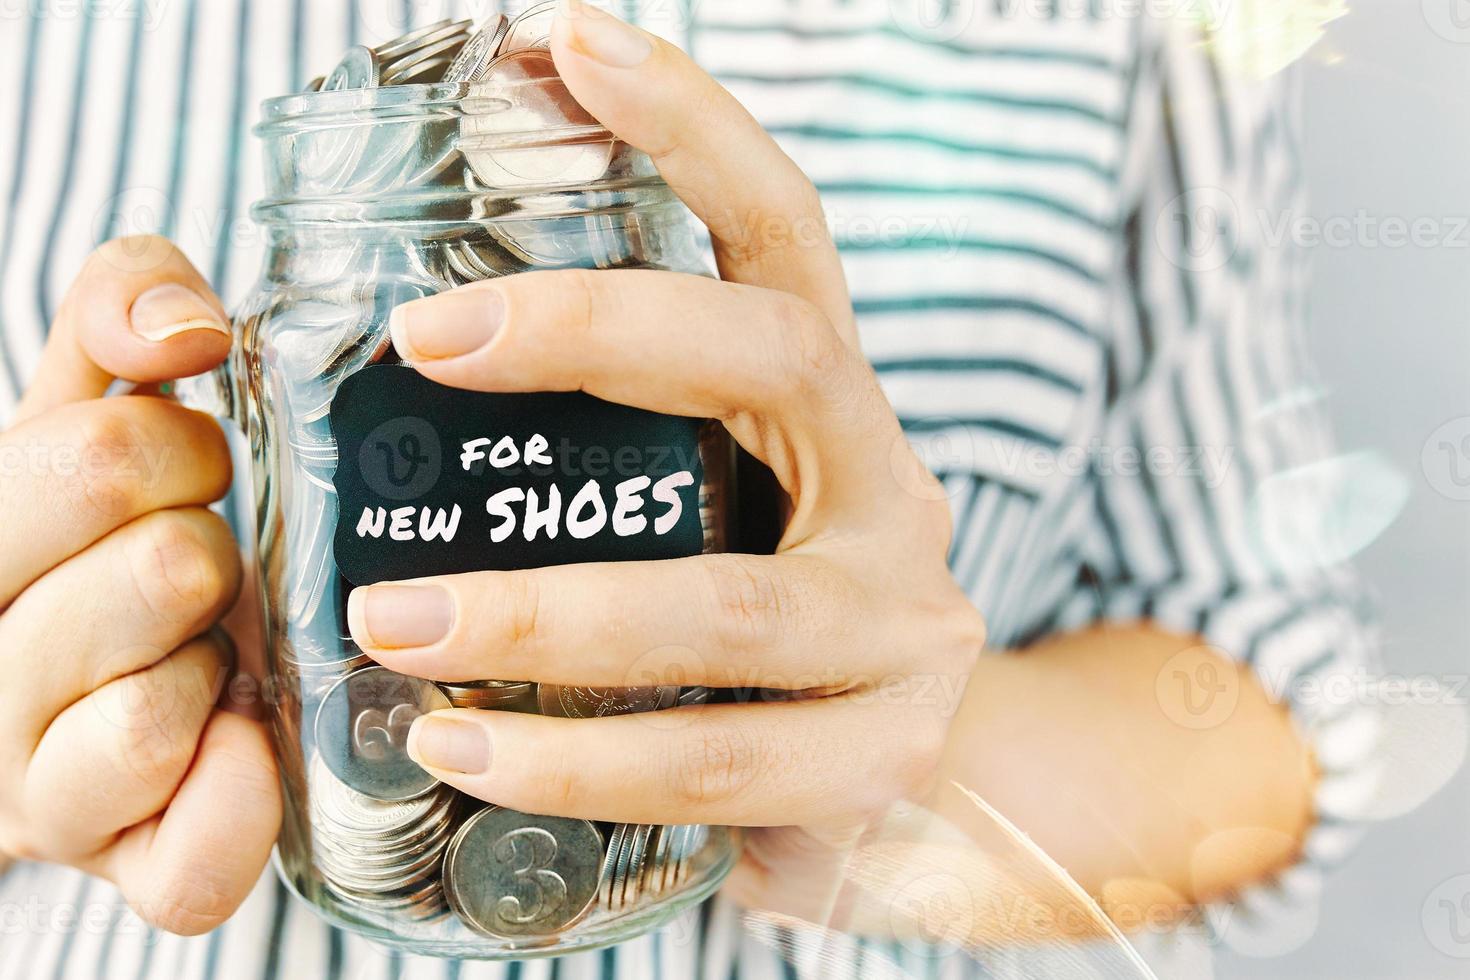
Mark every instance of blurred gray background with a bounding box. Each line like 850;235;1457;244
1216;2;1470;977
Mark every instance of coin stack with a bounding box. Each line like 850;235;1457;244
600;823;710;914
309;753;461;921
304;660;716;939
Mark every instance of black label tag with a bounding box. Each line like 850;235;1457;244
329;365;706;586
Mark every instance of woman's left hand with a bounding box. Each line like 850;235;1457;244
347;1;986;919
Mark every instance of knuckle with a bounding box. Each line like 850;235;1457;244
564;268;606;340
207;742;280;809
517;738;585;814
779;298;848;400
127;512;237;626
67;404;149;519
114;709;195;788
670;725;759;809
496;571;544;652
100;644;223;790
702;555;786;653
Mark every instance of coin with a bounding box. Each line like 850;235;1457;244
536;684;680;719
444;807;603;940
458;49;614;189
440;680;536;710
374;18;470;62
315;666;452;801
322;45;380;92
498;0;557;53
674;824;708;888
646;823;685;897
598;822;629;910
380;34;470;85
442;14;510;83
620;823;652;909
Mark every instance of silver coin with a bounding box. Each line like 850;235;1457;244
598;822;629;910
312;786;453;850
322;45;380;92
458;49;615;189
442;14;510;83
281;631;370;672
444;806;603;940
618;824;652;910
308;753;443;835
380;33;470;85
674;824;708;889
536;684;679;719
607;822;637;911
639;824;666;899
441;238;512;283
374;18;469;61
323;875;447;920
498;0;557;54
315;666;451;802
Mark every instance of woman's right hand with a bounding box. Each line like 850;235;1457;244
0;236;281;935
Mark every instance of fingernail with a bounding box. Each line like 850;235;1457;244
130;283;230;342
409;715;490;775
353;584;453;648
390;288;503;361
558;0;651;68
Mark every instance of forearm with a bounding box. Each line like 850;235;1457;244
929;623;1316;936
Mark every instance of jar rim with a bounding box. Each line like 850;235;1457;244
256;81;612;144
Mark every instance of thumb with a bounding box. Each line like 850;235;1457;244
14;235;231;424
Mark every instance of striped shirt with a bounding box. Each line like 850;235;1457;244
0;2;1382;979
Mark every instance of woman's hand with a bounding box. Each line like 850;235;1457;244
346;2;986;920
0;237;281;934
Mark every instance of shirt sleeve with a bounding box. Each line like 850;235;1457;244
1049;15;1385;954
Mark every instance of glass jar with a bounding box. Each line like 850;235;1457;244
207;72;741;959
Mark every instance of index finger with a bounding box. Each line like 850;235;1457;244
551;0;854;340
